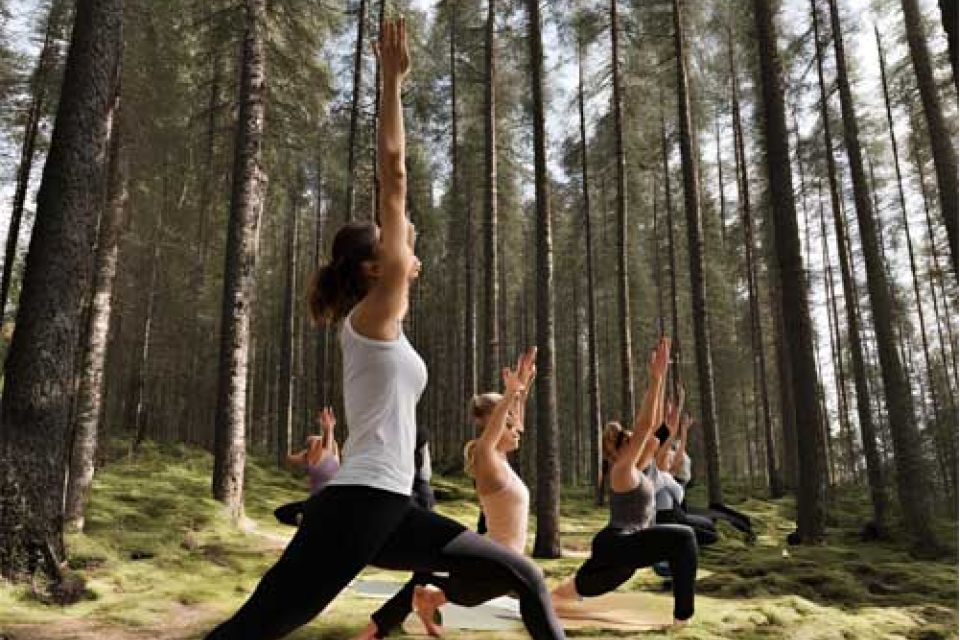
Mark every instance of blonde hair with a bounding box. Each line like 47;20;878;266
463;440;478;478
602;421;631;462
469;393;502;423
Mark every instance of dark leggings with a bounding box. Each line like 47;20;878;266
656;509;718;546
573;525;697;621
686;503;754;537
207;485;564;640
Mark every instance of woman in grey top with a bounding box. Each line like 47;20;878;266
552;339;698;626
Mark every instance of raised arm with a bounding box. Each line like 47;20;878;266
672;413;691;475
511;347;537;431
355;18;413;336
615;338;671;473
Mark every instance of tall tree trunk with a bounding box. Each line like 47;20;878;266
64;78;125;533
0;0;122;581
910;122;959;391
314;155;329;406
729;27;781;498
810;0;888;528
278;181;299;466
878;28;957;501
575;14;603;503
826;0;934;546
610;0;635;420
660;93;681;398
900;0;958;276
212;0;266;517
715;108;727;250
1;10;60;320
752;0;828;541
527;0;560;559
675;0;723;503
345;0;367;223
482;0;500;390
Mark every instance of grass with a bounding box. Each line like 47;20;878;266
0;441;956;639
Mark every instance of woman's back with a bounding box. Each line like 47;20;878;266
478;459;529;553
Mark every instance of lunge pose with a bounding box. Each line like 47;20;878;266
274;408;340;527
359;348;538;639
206;20;564;640
552;339;698;626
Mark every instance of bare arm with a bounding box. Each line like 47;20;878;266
613;338;671;479
355;19;413;337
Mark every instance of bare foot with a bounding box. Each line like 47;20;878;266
550;577;580;609
350;621;379;640
673;618;690;627
412;585;445;637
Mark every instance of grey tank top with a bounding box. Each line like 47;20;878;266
608;472;655;533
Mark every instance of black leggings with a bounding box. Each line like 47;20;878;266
686;503;754;537
573;525;697;621
206;486;564;640
656;509;718;546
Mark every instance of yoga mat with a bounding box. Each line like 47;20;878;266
352;580;669;634
352;580;523;632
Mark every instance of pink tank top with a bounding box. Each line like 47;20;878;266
478;461;529;554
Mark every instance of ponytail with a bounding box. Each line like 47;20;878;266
307;222;378;325
463;439;478;478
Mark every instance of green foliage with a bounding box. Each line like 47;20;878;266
1;443;955;639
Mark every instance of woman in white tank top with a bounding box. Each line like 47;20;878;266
207;20;564;640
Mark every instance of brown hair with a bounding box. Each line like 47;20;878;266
307;222;378;324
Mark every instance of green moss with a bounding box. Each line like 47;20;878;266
0;441;956;640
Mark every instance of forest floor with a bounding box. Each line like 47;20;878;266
0;442;957;640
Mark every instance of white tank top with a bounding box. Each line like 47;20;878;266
478;461;529;554
327;309;428;495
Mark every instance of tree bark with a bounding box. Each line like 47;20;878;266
827;0;935;547
212;0;267;517
809;0;887;526
526;0;560;559
611;0;635;421
64;77;125;533
900;0;958;276
659;92;681;398
728;27;781;498
0;0;122;581
938;0;958;89
674;0;723;504
278;181;299;466
482;0;500;391
575;13;603;504
752;0;828;541
345;0;366;223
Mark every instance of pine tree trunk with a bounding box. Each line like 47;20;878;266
278;182;299;466
64;79;125;533
527;0;560;559
809;0;887;525
877;28;957;502
900;0;958;276
729;28;781;498
675;0;723;503
575;19;603;504
910;123;959;391
482;0;500;391
715;108;726;250
610;0;635;421
1;11;60;319
752;0;828;541
827;0;935;547
0;0;122;581
212;0;267;517
345;0;367;223
660;95;681;398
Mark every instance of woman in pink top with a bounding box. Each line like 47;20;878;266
274;407;341;526
407;347;538;635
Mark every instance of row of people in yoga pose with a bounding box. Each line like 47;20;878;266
205;20;748;639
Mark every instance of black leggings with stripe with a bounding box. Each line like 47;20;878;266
205;485;564;640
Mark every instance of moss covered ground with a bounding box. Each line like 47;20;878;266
0;442;956;639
